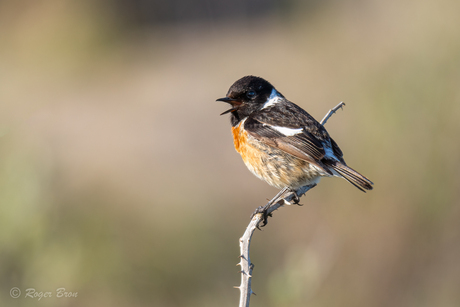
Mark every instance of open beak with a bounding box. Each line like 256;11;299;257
216;97;243;115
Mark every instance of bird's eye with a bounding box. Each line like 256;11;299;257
246;91;256;99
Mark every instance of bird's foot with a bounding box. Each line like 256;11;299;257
290;189;303;206
250;205;272;229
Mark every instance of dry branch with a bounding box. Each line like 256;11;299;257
236;102;346;307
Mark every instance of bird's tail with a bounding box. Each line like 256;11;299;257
324;161;373;192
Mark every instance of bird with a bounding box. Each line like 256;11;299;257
216;76;373;224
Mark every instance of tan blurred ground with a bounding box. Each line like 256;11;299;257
1;0;460;306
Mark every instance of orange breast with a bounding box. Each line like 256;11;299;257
231;123;246;154
231;121;278;185
232;122;259;171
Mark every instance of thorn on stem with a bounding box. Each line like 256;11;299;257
239;270;252;277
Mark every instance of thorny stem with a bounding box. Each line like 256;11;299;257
237;185;316;307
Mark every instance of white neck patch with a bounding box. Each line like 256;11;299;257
261;88;282;110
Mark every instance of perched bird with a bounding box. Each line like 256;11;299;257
217;76;373;222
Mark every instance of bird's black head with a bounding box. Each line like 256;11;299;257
217;76;282;126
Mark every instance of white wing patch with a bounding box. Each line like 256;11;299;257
261;88;282;109
270;126;304;136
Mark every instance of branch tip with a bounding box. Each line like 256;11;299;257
320;101;346;125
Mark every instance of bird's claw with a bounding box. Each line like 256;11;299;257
250;205;272;229
291;191;303;206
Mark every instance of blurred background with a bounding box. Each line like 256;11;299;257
1;0;460;306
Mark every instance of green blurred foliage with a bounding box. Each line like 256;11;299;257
1;0;459;306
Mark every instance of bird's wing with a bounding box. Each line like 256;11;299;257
243;116;327;166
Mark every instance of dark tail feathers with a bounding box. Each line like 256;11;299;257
324;161;373;192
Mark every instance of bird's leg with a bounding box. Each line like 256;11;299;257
251;187;291;228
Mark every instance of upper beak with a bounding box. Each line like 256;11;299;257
216;97;243;115
216;97;240;103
